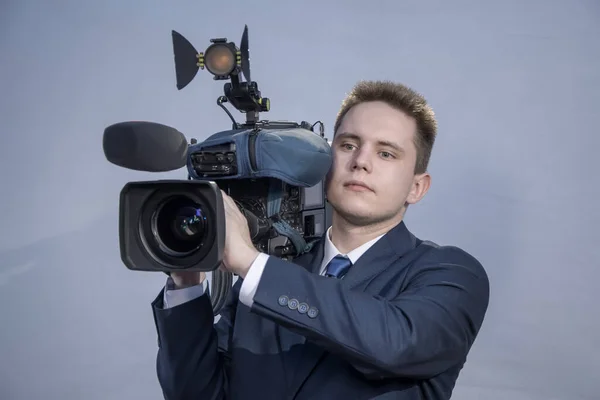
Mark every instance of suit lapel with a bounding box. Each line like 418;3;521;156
287;221;417;398
342;221;417;289
305;238;325;274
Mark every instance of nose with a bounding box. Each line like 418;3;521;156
350;148;372;172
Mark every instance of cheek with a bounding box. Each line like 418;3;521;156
377;172;412;197
325;165;345;199
325;164;335;185
326;157;344;181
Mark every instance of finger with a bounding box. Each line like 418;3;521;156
220;189;232;203
222;193;242;219
220;190;237;210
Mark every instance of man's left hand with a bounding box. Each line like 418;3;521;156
220;190;260;279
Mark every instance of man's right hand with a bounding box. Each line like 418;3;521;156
170;271;206;289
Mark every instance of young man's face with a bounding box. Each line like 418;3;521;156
325;101;431;227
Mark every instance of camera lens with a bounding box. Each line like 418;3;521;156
153;196;208;256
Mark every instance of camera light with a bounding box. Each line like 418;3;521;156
204;44;237;77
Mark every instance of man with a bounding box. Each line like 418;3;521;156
151;80;490;399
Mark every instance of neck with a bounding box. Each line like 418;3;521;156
329;211;404;254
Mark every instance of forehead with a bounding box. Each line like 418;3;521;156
337;101;417;146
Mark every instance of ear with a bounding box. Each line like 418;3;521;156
406;172;431;205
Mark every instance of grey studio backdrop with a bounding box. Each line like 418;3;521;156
1;1;598;399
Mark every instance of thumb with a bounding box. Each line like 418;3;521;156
218;262;228;272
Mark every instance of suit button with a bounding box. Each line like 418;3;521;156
307;307;319;318
288;298;299;310
278;295;289;306
298;302;309;314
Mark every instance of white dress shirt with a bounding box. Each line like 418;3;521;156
163;227;385;309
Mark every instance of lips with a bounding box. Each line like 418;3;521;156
344;180;373;192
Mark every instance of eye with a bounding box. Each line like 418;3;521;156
379;151;394;159
340;143;356;151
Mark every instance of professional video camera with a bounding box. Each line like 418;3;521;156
103;26;333;314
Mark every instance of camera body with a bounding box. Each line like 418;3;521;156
109;26;333;276
185;121;332;264
119;125;332;273
215;177;330;258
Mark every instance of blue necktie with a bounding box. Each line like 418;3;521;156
325;255;352;279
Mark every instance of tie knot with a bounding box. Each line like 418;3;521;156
325;255;352;279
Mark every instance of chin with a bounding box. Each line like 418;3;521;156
330;199;382;226
329;193;405;227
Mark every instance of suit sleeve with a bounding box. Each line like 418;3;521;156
248;249;490;380
151;279;242;400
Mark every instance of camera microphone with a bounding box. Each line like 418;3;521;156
103;121;188;172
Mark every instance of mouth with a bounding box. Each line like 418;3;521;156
343;180;373;192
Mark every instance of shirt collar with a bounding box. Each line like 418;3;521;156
320;226;385;272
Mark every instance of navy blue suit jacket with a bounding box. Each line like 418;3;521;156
151;221;490;399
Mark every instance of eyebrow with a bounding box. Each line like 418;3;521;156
335;132;405;154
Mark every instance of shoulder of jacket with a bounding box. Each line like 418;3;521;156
412;240;488;278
